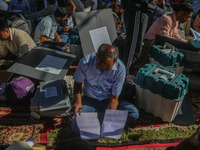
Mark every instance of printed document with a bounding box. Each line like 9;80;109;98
76;109;128;140
101;109;128;139
190;28;200;38
89;26;111;52
36;55;67;75
161;49;171;54
76;112;101;140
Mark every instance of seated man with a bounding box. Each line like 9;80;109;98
144;3;194;46
57;1;76;35
140;3;194;65
33;7;68;51
0;16;36;60
146;0;173;32
72;44;139;127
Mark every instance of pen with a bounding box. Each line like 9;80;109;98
66;107;83;116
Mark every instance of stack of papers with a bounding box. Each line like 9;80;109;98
76;109;128;140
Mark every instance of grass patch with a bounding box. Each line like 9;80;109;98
48;128;78;146
98;125;198;144
48;125;198;146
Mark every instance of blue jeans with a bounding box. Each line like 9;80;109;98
81;96;139;122
71;96;139;134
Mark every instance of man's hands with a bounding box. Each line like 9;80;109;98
64;26;70;32
187;37;194;43
40;34;66;47
117;24;122;31
71;102;83;119
56;35;62;42
55;32;62;42
108;95;119;110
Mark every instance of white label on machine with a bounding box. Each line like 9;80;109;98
36;55;67;75
161;49;171;54
45;87;57;98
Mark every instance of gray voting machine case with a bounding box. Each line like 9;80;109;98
75;8;118;56
7;46;76;81
30;79;71;117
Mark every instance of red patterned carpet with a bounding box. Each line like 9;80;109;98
0;124;45;145
95;143;180;150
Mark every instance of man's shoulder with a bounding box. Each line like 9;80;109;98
80;52;96;64
117;59;126;73
9;28;25;36
10;28;31;41
37;16;54;27
11;27;30;35
159;13;173;21
44;15;53;20
157;13;173;26
41;16;53;23
116;59;125;69
10;27;23;32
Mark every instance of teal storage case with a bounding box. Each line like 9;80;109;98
150;44;185;67
135;64;157;88
135;64;189;122
135;64;189;100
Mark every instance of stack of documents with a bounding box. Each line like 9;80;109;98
76;109;128;140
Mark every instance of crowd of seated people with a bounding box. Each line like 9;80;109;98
0;0;200;90
0;0;200;95
0;0;199;61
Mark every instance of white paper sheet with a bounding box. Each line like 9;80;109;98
161;49;171;54
76;112;101;140
190;28;200;38
101;109;128;139
36;55;67;75
44;87;57;98
89;26;111;52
